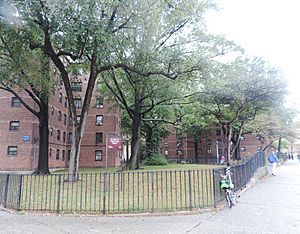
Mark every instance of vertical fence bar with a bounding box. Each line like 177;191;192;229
188;170;193;210
3;174;9;208
212;169;217;208
56;174;62;213
17;175;23;211
103;172;107;214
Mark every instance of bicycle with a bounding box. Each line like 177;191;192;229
219;164;237;208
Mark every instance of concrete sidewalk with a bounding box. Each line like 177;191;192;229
1;160;300;234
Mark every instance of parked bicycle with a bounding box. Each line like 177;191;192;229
219;164;237;208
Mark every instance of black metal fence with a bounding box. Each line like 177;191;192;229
213;151;265;205
1;152;266;214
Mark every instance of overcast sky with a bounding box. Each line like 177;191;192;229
206;0;300;110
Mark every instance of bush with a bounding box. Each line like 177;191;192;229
144;154;168;166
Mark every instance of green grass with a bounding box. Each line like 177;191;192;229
53;163;221;174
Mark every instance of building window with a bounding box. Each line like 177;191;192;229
64;114;67;125
76;115;81;123
71;81;82;92
69;116;72;126
7;146;18;156
217;139;222;145
9;121;20;131
56;149;60;160
11;97;21;107
63;132;66;143
95;96;104;108
50;127;53;136
59;92;62;103
207;148;212;155
240;136;245;141
74;98;82;109
256;135;263;142
57;130;61;141
58;111;62;121
95;150;103;161
49;148;52;158
216;129;222;136
68;150;71;161
176;150;183;156
51;107;54;115
164;141;168;148
64;97;68;108
164;150;168;156
206;139;212;145
68;133;72;143
257;146;262;150
95;115;103;125
62;150;65;161
198;149;202;154
176;141;183;147
241;147;246;152
96;132;103;144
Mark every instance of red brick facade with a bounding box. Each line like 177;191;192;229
0;75;122;171
160;126;264;163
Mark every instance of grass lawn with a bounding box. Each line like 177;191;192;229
53;163;223;174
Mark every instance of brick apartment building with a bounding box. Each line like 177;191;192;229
160;126;264;163
0;74;122;171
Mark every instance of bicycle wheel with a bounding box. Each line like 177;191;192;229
225;191;233;208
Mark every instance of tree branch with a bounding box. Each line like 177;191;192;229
0;86;39;117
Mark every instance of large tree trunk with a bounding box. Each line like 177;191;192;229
194;137;199;163
33;105;50;175
130;116;141;169
129;94;142;169
222;122;233;164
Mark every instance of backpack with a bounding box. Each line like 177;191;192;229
268;154;275;163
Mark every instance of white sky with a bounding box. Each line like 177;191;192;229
206;0;300;111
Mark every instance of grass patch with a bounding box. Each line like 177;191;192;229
53;163;222;174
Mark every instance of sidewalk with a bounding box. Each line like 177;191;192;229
1;159;300;234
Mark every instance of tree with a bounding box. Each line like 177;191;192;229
6;0;236;174
196;57;287;162
0;24;56;174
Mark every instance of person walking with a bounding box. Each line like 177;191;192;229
268;151;279;176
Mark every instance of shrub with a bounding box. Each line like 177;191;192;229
144;154;168;166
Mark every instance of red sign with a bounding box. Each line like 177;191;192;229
107;137;122;150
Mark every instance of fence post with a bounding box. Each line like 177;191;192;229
188;170;193;210
103;172;107;214
212;169;217;208
17;175;23;211
3;174;10;208
56;174;62;213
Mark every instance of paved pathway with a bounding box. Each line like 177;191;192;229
1;159;300;234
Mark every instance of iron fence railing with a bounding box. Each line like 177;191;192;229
213;151;265;205
1;169;215;214
1;152;266;214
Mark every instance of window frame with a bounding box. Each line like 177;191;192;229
95;132;103;144
95;150;103;161
11;97;21;107
9;121;20;131
7;146;18;156
95;115;103;126
56;149;60;160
